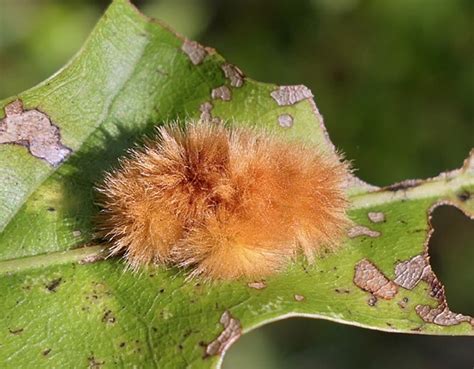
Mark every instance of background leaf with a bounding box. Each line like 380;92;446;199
0;1;472;368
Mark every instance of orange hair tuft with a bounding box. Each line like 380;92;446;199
97;122;350;279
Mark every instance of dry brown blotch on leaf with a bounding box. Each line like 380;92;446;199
247;281;267;290
294;294;305;302
348;225;381;238
181;39;207;65
394;254;474;327
394;254;431;289
415;304;473;327
204;311;241;357
368;211;385;223
0;100;71;166
354;259;398;299
271;85;313;106
97;121;350;279
211;85;232;101
221;63;245;87
278;114;294;128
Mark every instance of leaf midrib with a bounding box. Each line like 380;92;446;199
1;169;471;275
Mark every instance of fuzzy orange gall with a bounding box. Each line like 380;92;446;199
96;121;351;279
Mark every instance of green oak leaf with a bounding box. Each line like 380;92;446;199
1;1;473;368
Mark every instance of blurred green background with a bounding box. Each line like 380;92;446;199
1;0;473;368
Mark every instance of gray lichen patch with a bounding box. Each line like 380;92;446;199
221;63;245;87
354;259;398;300
247;281;266;290
347;225;381;238
0;99;71;166
271;85;313;106
368;212;385;223
181;39;207;65
211;86;232;101
415;304;473;327
204;311;241;357
278;114;294;128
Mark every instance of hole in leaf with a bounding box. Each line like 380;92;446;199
223;319;474;369
428;205;474;315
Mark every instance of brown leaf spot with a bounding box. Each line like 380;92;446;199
181;39;207;65
211;85;232;101
221;63;245;87
394;254;473;327
367;295;378;306
394;254;444;300
278;114;294;128
247;281;266;290
271;85;313;106
415;304;473;327
9;327;23;335
353;259;398;299
88;355;105;369
348;225;381;238
398;297;409;309
45;278;62;293
0;100;71;166
102;309;116;324
393;254;431;290
367;212;385;223
199;101;221;124
294;294;305;302
42;348;51;356
4;100;23;115
199;102;213;122
72;230;82;237
457;190;471;202
204;311;241;357
334;288;350;294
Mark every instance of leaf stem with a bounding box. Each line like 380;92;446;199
350;170;473;210
0;245;106;276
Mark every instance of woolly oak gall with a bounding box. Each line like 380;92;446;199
97;122;350;279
